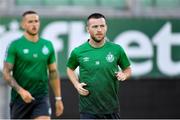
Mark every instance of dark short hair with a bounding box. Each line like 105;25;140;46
22;10;38;17
87;13;106;25
87;13;106;20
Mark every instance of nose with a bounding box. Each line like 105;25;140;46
97;26;102;31
31;22;36;26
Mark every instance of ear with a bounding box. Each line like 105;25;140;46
21;21;25;30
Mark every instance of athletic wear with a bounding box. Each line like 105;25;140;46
67;40;130;114
10;95;50;119
5;36;56;102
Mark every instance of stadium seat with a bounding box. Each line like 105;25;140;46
100;0;126;9
72;0;97;7
140;0;180;8
155;0;180;8
140;0;155;7
16;0;43;6
44;0;71;6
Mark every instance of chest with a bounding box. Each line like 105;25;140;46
15;43;51;62
78;48;119;69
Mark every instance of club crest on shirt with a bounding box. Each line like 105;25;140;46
42;45;49;55
23;49;29;54
106;52;114;62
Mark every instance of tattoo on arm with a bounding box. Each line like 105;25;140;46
3;62;21;92
49;69;58;80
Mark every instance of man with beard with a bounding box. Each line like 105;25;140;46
67;13;132;119
3;10;64;119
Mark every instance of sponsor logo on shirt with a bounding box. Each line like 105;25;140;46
83;57;89;62
42;45;49;55
95;61;100;65
106;52;114;62
33;53;38;58
23;49;29;54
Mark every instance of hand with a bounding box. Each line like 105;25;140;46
18;88;35;103
115;72;127;81
55;100;64;117
75;82;89;96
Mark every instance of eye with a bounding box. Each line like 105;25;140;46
92;25;98;28
35;20;39;23
28;20;33;23
100;25;105;28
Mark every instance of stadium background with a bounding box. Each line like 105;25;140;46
0;0;180;118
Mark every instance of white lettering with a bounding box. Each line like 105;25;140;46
68;22;88;56
153;22;180;76
41;21;68;54
115;31;153;76
0;21;22;70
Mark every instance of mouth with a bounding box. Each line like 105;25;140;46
96;33;103;35
96;34;104;38
96;34;103;37
32;28;36;31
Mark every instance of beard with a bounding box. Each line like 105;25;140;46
91;36;105;43
26;30;38;36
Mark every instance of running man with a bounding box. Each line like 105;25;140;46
3;10;64;119
67;13;131;119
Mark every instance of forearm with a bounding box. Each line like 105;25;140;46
49;69;61;97
67;67;79;88
3;62;22;93
122;67;132;79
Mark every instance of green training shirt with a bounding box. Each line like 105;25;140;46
67;40;131;114
5;36;56;102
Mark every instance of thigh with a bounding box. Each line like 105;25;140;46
31;96;51;119
10;100;35;119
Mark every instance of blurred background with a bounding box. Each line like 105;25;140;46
0;0;180;119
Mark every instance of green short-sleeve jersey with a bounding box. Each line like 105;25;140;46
67;41;131;114
5;36;56;102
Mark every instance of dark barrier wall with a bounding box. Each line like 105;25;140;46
50;78;180;119
119;78;180;119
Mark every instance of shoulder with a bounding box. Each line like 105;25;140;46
106;41;124;50
106;41;127;55
39;37;55;49
39;37;53;44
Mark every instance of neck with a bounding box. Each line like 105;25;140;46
89;38;105;48
24;32;39;42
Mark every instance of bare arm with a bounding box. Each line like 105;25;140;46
3;62;34;103
116;67;132;81
48;63;61;98
67;67;89;96
48;63;63;116
3;62;21;92
122;67;132;79
67;67;80;88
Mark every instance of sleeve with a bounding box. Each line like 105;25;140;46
118;46;131;70
48;42;56;65
4;42;16;64
66;49;79;70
